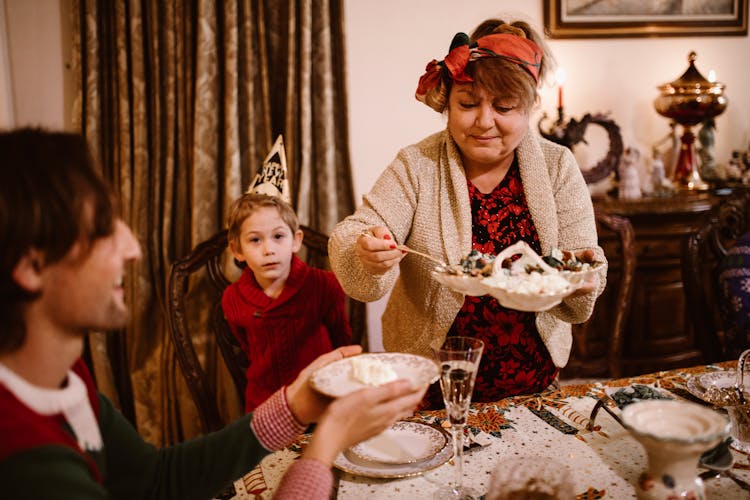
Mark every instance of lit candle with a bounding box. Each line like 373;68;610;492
555;68;566;109
708;69;716;82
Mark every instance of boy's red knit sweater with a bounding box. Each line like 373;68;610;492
222;255;352;411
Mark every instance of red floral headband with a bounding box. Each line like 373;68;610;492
416;32;542;107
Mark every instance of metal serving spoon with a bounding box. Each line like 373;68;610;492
699;439;750;492
360;231;447;267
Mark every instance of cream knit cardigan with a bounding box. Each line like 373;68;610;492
329;128;607;367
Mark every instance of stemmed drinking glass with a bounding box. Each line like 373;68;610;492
433;336;484;500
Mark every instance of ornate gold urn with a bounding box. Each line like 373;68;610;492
654;51;727;191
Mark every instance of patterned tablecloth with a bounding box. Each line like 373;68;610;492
231;361;750;499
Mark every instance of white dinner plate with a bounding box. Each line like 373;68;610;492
310;352;439;398
349;421;447;465
334;423;452;478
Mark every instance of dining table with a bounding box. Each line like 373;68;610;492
228;360;750;499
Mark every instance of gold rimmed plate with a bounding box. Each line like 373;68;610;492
310;352;439;398
348;421;447;465
334;423;452;478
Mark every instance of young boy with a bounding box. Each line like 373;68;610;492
222;193;352;412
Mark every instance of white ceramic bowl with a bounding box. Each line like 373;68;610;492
432;270;489;296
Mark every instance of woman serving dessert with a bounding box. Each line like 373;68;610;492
329;17;607;404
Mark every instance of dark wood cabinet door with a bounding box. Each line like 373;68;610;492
566;194;715;378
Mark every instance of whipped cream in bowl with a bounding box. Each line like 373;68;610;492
310;352;439;398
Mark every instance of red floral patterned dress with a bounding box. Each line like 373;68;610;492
425;158;558;408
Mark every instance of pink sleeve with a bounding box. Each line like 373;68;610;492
272;458;334;500
250;387;306;451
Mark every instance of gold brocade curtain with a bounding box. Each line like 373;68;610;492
71;0;355;444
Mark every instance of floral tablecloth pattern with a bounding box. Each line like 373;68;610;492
231;361;750;499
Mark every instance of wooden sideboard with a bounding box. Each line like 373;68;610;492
565;192;722;378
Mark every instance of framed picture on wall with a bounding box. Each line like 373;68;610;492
544;0;749;38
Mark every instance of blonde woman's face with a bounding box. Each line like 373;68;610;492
447;83;530;172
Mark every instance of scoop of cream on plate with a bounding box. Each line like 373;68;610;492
350;357;398;386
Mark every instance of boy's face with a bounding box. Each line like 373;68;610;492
37;219;142;334
230;206;303;290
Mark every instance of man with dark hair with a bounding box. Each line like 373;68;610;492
0;129;426;499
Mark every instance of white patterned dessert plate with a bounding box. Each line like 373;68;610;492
349;421;447;464
310;352;439;398
334;423;452;478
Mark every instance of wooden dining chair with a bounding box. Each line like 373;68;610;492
167;226;367;433
682;192;750;363
563;211;637;379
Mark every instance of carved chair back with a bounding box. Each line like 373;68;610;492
683;192;750;362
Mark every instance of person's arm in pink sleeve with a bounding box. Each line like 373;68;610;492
250;387;306;451
272;459;333;500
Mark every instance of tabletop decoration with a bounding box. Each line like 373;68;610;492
654;51;727;191
414;403;513;441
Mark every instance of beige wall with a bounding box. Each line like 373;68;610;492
2;0;72;129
